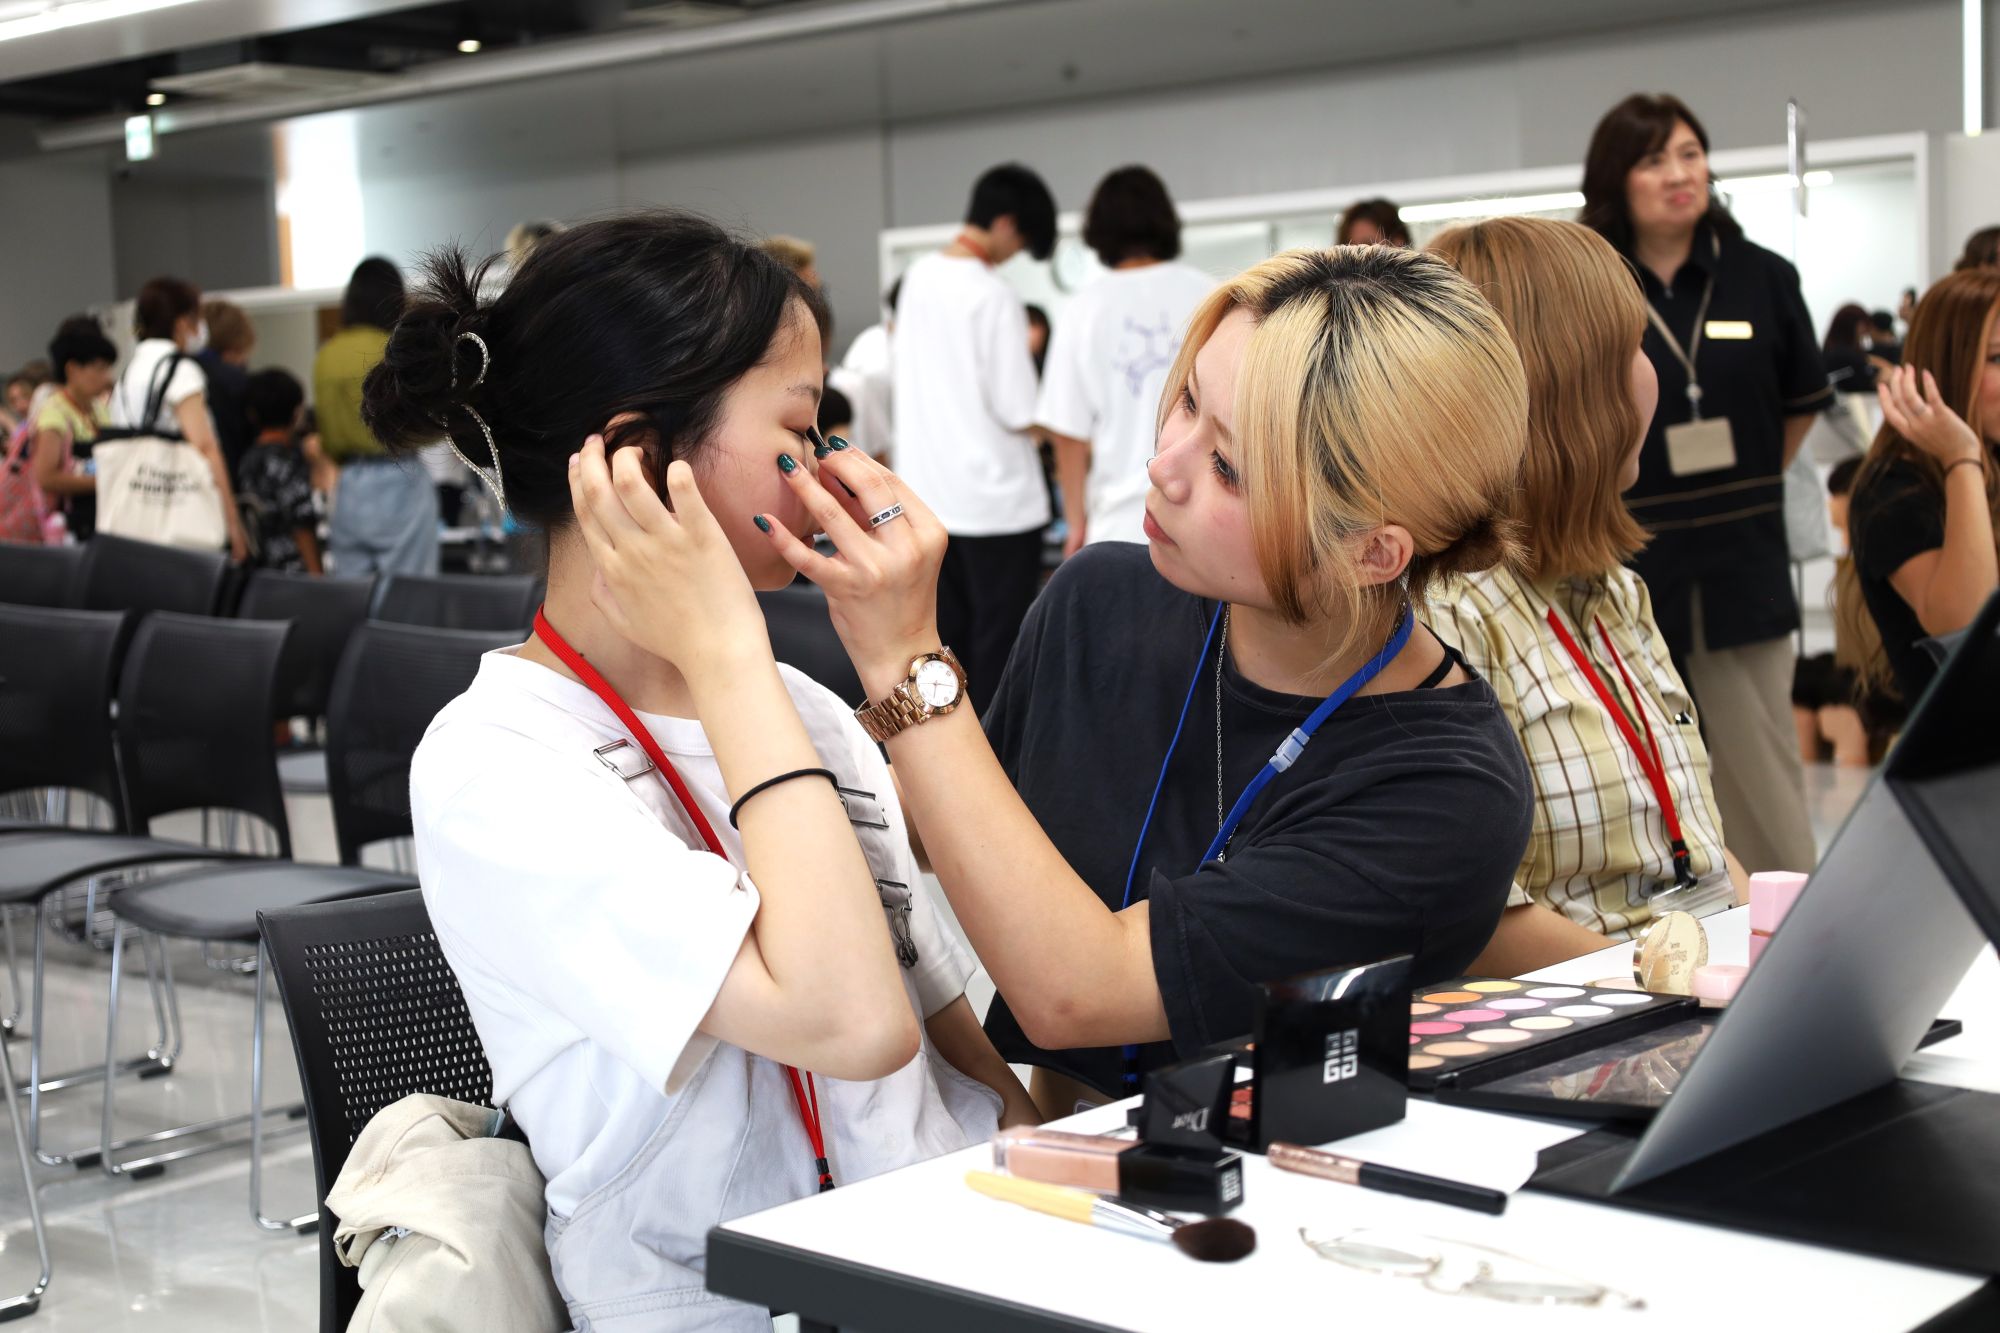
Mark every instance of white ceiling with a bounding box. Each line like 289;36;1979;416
0;0;428;83
47;0;1842;175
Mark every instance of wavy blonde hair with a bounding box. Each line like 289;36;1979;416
1427;216;1651;581
1160;245;1529;660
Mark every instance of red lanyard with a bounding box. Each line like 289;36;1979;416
1543;608;1699;892
532;607;835;1192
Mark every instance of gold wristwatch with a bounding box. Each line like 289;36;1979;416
855;648;968;742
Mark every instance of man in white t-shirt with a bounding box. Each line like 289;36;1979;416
1037;166;1215;554
891;163;1057;713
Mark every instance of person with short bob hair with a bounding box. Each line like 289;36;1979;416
111;275;250;558
965;161;1057;261
1041;164;1214;552
1080;164;1183;267
765;245;1535;1115
369;210;1030;1330
1336;197;1410;247
20;315;117;542
1579;92;1827;876
199;297;257;478
1427;216;1742;972
319;256;434;574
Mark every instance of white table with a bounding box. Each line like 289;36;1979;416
708;909;1997;1332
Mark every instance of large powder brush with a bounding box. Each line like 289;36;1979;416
965;1172;1256;1263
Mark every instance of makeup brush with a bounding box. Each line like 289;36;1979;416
966;1172;1256;1263
1268;1142;1508;1215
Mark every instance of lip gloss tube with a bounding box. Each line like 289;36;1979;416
991;1127;1244;1215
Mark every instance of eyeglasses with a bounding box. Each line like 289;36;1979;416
1299;1228;1647;1311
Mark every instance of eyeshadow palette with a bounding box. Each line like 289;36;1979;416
1406;977;1698;1093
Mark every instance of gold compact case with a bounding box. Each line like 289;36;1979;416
1631;911;1710;995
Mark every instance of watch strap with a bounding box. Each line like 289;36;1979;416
854;648;965;743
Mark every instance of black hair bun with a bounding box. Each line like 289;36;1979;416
361;245;492;457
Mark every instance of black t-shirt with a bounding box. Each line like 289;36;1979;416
980;544;1533;1096
1850;456;1951;702
1623;225;1833;655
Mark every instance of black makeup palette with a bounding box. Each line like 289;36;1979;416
1406;977;1697;1094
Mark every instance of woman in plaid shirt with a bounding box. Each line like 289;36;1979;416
1428;217;1747;974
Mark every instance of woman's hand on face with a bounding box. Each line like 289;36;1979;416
1879;365;1983;466
567;433;771;682
755;442;948;694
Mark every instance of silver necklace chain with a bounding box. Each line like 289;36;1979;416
1215;603;1230;856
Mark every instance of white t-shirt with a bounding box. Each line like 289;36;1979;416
830;320;893;459
411;649;999;1330
110;338;206;435
891;252;1050;536
1035;262;1215;546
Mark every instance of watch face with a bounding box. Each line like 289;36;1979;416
913;658;961;709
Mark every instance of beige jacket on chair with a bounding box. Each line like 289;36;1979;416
328;1093;569;1333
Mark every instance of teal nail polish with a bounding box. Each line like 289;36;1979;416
753;515;772;533
777;453;797;474
813;441;832;459
829;435;850;451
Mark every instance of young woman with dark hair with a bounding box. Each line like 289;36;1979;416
1041;164;1215;554
1335;198;1410;247
15;316;117;542
372;211;1027;1332
111;276;250;559
1580;92;1829;876
320;255;432;575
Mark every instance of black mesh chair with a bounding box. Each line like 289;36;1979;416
93;621;507;1224
759;581;866;704
326;622;514;866
0;541;84;608
239;572;377;796
77;534;230;617
260;890;499;1333
372;572;538;633
12;613;291;1169
0;604;134;837
239;571;377;727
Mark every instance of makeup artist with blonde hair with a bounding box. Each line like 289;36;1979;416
760;246;1535;1116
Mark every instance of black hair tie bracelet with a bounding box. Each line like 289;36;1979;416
728;768;840;830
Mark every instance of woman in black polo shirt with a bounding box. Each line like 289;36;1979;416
1836;268;2000;703
759;246;1534;1115
1581;93;1830;876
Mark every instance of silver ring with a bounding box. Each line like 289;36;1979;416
867;503;905;528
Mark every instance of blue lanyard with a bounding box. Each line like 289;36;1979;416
1119;601;1414;910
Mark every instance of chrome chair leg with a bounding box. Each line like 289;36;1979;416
0;1015;51;1321
95;924;308;1187
26;896;175;1170
250;942;317;1234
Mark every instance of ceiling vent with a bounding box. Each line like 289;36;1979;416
622;2;752;30
150;61;394;102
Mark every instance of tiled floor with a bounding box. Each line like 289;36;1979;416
0;764;1874;1330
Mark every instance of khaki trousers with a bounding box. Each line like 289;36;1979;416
1685;588;1819;873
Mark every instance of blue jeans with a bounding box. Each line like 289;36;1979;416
328;458;439;577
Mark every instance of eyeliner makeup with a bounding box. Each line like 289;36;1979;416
804;425;859;497
1268;1141;1508;1215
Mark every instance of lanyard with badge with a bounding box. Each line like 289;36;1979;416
1543;607;1700;894
1646;232;1740;479
1111;600;1415;1087
532;606;837;1193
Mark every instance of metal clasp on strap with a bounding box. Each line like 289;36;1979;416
593;739;655;781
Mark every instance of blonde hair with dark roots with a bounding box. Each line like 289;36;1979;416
1160;245;1529;661
1835;267;2000;694
1427;215;1651;581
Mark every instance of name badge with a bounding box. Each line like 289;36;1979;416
1665;417;1738;477
1704;320;1754;340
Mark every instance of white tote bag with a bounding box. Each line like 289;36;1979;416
95;352;227;551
